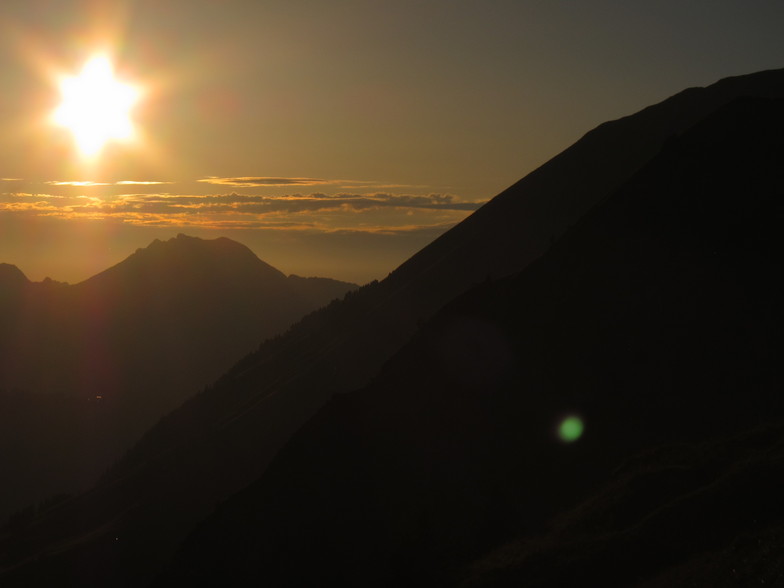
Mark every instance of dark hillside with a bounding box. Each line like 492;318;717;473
155;96;784;586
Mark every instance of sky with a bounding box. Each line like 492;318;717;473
1;0;783;285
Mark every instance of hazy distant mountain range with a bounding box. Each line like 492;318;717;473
0;234;355;520
2;68;784;586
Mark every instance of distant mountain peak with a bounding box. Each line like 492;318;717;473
155;233;255;255
0;263;28;286
146;233;239;250
111;234;288;283
171;232;224;246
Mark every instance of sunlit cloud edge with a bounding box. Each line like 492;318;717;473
0;190;479;234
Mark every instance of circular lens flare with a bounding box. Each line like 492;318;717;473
52;55;140;158
558;416;584;443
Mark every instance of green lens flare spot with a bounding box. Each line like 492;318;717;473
558;416;584;443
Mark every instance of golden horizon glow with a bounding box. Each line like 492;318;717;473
52;55;140;158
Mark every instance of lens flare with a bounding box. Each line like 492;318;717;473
52;55;140;158
558;416;584;443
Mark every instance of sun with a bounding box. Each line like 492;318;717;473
52;55;140;158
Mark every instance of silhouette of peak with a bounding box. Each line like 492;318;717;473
86;234;288;287
0;263;28;287
144;233;256;257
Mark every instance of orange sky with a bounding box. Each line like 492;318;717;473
1;0;783;284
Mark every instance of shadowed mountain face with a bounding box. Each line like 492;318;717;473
2;69;784;587
0;234;355;520
153;96;784;586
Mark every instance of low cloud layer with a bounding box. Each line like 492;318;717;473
46;180;172;187
199;177;332;187
46;181;112;187
115;180;174;186
0;190;486;233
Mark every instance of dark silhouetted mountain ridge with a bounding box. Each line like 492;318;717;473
0;234;355;522
153;96;784;586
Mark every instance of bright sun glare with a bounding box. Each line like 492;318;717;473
52;55;140;157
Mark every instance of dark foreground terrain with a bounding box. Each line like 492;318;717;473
153;95;784;586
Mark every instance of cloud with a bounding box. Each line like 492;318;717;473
198;176;331;187
43;180;172;187
0;178;23;182
0;193;65;212
45;181;112;187
0;192;72;202
197;177;441;192
56;192;484;215
324;221;462;235
270;192;483;213
0;189;486;233
115;180;174;185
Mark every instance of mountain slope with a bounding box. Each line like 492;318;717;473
0;234;355;520
155;96;784;586
2;69;784;587
1;234;352;401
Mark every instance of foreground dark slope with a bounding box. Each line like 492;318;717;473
0;234;354;521
2;69;783;586
463;421;784;587
157;96;784;586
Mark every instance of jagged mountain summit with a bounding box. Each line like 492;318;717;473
2;68;784;587
0;234;355;521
